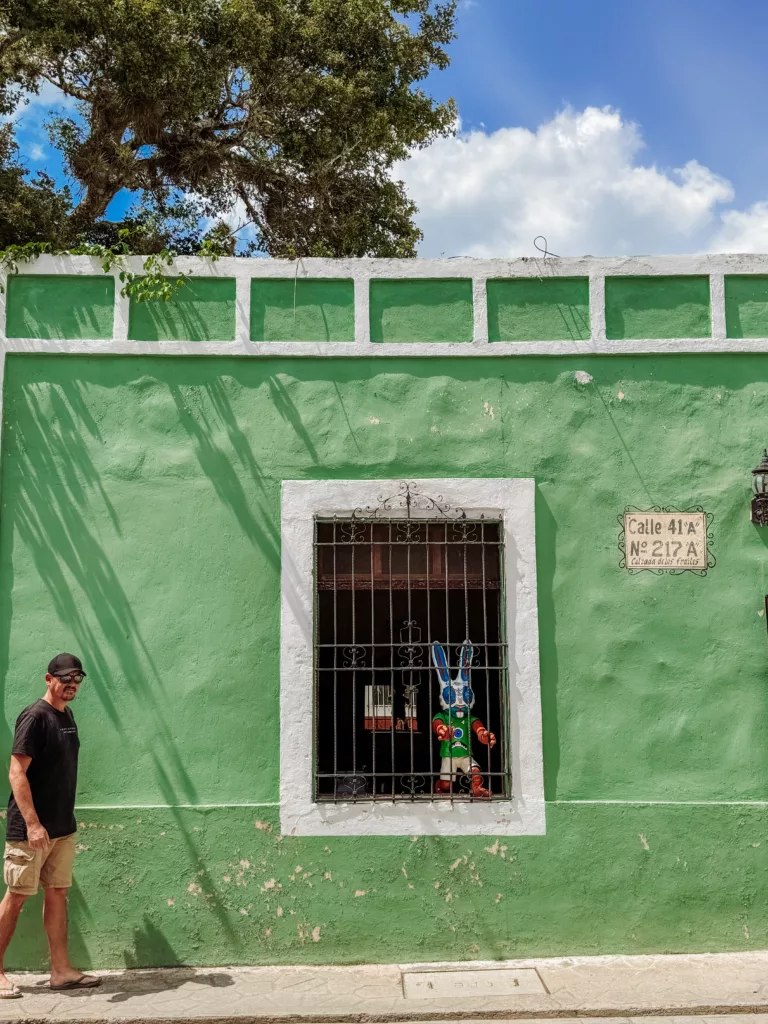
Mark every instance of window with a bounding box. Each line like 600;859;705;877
314;515;509;801
280;478;544;836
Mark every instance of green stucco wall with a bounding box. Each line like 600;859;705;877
725;276;768;338
605;276;711;340
2;351;768;968
369;279;473;343
487;277;590;341
250;279;355;342
128;278;237;342
5;275;115;340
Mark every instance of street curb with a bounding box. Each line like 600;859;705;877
16;1008;768;1024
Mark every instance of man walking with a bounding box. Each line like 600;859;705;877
0;654;100;999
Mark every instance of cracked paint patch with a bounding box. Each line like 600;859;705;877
484;840;508;857
639;833;650;851
575;370;593;385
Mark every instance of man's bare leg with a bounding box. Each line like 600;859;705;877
43;889;100;990
42;888;76;986
0;890;27;994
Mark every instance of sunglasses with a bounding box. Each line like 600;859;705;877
54;672;84;684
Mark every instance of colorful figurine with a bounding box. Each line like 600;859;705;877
431;640;496;798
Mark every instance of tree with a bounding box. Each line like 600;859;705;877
0;123;71;247
0;0;457;256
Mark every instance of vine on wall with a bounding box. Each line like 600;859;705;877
0;232;227;303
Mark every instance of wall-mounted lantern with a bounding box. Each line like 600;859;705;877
752;449;768;525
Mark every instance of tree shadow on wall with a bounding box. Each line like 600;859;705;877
167;378;281;572
123;915;182;970
165;370;327;690
5;383;198;802
0;374;228;963
150;753;239;951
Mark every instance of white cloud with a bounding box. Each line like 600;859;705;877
710;203;768;253
1;81;79;126
395;105;760;257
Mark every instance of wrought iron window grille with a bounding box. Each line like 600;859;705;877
313;482;510;803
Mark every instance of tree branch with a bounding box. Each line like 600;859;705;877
38;65;93;103
235;184;271;244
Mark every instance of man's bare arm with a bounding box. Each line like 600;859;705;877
9;755;48;849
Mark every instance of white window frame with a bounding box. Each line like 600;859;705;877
280;478;545;836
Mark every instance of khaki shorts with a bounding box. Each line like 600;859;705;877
440;754;478;781
3;834;76;896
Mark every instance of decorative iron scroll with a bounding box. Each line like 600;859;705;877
352;481;468;521
618;506;715;576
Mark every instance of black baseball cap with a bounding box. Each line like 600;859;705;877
47;653;86;678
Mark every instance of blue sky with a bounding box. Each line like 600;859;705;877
12;0;768;256
431;0;768;208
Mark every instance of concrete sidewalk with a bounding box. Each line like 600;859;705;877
5;950;768;1021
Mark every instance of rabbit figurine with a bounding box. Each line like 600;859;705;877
431;640;496;798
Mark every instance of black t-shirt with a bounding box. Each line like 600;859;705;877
6;699;79;840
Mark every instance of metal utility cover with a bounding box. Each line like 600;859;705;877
403;967;545;998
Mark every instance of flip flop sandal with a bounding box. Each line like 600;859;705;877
0;983;21;999
50;975;102;991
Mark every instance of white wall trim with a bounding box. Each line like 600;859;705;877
1;252;768;354
7;252;768;277
279;478;545;837
589;272;606;344
7;336;768;356
710;272;726;340
472;276;489;344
